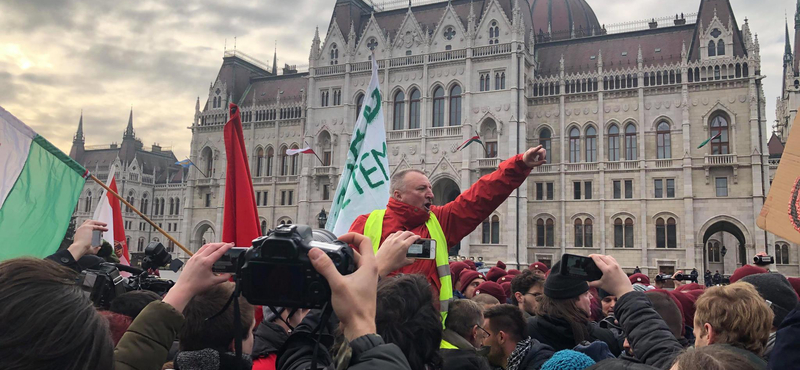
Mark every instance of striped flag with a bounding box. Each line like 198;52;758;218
0;106;87;260
286;147;315;156
175;158;193;168
457;135;484;151
92;164;130;267
697;132;722;149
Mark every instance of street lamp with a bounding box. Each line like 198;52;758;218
721;245;727;257
317;208;328;228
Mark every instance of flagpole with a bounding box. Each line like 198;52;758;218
185;157;208;178
89;174;193;257
303;141;325;165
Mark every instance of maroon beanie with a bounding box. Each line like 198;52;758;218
496;261;507;270
458;270;485;293
450;262;469;284
788;277;800;297
629;273;650;286
486;267;508;282
498;275;513;284
529;262;550;273
645;290;685;338
501;282;513;300
507;269;522;276
464;260;477;271
475;281;507;303
730;264;767;283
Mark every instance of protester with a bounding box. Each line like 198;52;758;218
252;307;309;370
540;350;595;370
441;299;492;370
510;270;544;317
349;146;547;315
459;270;486;299
496;261;507;270
450;261;470;292
713;270;722;285
110;290;164;318
644;290;689;347
629;273;649;286
704;270;713;287
528;261;623;355
529;262;549;277
483;304;554;370
501;281;513;302
486;266;508;282
596;289;622;337
670;345;759;370
472;292;501;309
98;311;133;346
730;264;768;283
474;281;507;304
690;268;699;284
769;305;800;369
739;273;798;361
508;269;522;276
45;219;109;272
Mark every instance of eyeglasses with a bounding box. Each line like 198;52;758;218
523;292;542;298
476;325;490;338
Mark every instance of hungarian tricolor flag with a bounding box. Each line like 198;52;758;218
286;147;315;155
697;132;722;149
0;106;87;260
222;103;261;247
457;135;485;151
92;164;129;266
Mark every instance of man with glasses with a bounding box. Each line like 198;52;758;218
441;299;492;370
510;270;544;317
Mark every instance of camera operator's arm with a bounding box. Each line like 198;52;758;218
114;243;233;370
45;220;107;272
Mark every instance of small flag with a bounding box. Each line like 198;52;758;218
286;147;315;156
697;132;722;149
175;159;193;168
458;135;484;151
92;164;130;268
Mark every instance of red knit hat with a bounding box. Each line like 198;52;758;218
507;269;522;276
475;281;507;303
788;277;800;297
674;283;705;293
498;275;513;284
529;262;550;273
458;270;485;293
486;267;508;282
629;273;650;286
501;281;513;300
464;260;477;271
730;264;767;283
496;261;507;270
449;262;469;284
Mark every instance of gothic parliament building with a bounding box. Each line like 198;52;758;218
70;0;798;277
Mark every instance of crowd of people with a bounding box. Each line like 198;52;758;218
3;146;800;370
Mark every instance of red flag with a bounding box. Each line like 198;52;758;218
93;165;129;266
222;103;261;247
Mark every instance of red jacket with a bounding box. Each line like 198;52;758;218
349;154;531;297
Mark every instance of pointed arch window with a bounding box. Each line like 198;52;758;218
141;193;149;214
710;114;729;155
266;147;274;176
574;219;584;248
393;90;405;130
608;124;620;161
169;198;175;215
175;198;180;215
656;121;671;159
449;85;462;126
488;21;499;44
355;93;365;117
261;220;268;235
482;119;498;158
776;243;790;264
290;144;300;175
255;147;264;177
202;147;213;178
280;145;289;176
160;197;165;215
536;218;555;247
432;86;445;127
330;43;338;65
708;241;721;262
85;191;92;212
539;128;551;163
152;198;159;216
656;217;678;248
585;126;597;162
569;127;580;163
717;40;725;56
409;89;421;129
624;123;637;160
708;40;716;57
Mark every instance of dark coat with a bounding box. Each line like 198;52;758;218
252;321;289;359
526;315;623;356
440;329;491;370
769;306;800;370
114;300;186;370
515;339;555;370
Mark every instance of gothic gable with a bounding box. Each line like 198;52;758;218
391;9;429;57
355;13;390;61
320;20;347;65
475;0;512;47
430;3;469;53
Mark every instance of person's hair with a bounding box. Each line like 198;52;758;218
179;282;254;351
0;258;114;370
536;295;590;344
390;169;426;194
472;293;500;306
376;274;442;370
672;345;760;370
483;304;526;342
445;299;483;338
98;310;133;346
510;270;543;305
110;290;163;318
694;282;773;355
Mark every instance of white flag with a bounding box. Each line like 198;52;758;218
326;56;390;235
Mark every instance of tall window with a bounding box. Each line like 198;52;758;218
319;132;332;166
717;40;725;56
656;121;671;159
152;198;159;216
710;115;729;155
539;128;551;163
656;217;677;248
776;243;790;264
140;193;149;214
608;124;620;161
715;177;728;197
202;147;213;177
85;191;92;212
261;220;268;235
449;85;462;126
488;21;499;44
480;73;490;91
624;123;637;160
330;43;338;65
266;147;274;176
708;40;716;57
495;72;505;90
574;219;583;247
574;219;592;247
708;241;721;262
536;218;555;247
255;147;264;177
160;197;165;215
169;198;174;215
613;180;621;199
569;127;580;163
482;215;500;244
482;119;498;158
585;126;597;162
432;87;445;127
280;145;289;176
393;90;405;130
126;191;135;214
289;145;299;175
409;89;421;129
355;93;365;116
614;218;634;248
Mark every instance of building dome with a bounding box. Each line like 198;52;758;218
530;0;601;39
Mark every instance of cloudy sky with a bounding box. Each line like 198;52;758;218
0;0;792;160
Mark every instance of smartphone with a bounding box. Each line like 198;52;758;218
559;253;603;281
92;229;103;248
406;238;436;260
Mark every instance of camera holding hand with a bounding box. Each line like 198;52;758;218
212;224;356;309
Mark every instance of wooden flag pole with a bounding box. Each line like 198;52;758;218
90;174;193;257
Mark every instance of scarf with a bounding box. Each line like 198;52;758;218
174;348;253;370
506;337;533;370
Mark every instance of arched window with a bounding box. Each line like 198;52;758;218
141;193;149;214
202;147;213;177
330;43;338;65
318;132;332;166
584;219;593;248
776;243;790;264
536;218;555;247
126;191;135;214
393;90;405;130
710;114;729;155
614;218;634;248
266;147;274;176
708;241;721;262
84;191;92;213
355;93;365;116
409;89;421;129
569;127;580;163
624;123;637;160
482;215;500;244
261;220;268;235
480;75;486;91
717;40;725;56
138;237;145;252
585;126;597;162
539;128;551;163
432;86;445;127
175;198;180;215
289;145;299;175
482;119;498;158
608;124;620;161
160;197;165;215
667;218;677;248
656;121;671;159
255;147;264;177
489;21;499;44
169;198;175;215
656;218;665;248
152;198;159;216
574;219;584;247
449;85;462;126
656;217;678;248
279;145;289;176
708;40;716;57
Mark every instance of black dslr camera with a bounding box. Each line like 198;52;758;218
213;224;355;309
76;263;127;309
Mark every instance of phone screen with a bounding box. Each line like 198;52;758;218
406;239;436;259
560;254;603;281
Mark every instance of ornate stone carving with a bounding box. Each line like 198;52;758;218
392;146;399;156
431;143;439;154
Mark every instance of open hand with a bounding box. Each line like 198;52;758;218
376;231;419;277
587;254;634;298
163;242;234;312
68;220;109;261
522;145;547;168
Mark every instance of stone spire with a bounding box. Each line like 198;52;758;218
123;107;135;139
74;110;84;144
786;19;793;67
272;41;278;75
69;111;86;160
310;26;321;61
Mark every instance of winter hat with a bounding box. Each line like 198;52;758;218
541;350;596;370
671;289;703;328
645;290;685;338
597;288;612;300
507;269;522;276
464;260;477;271
741;273;799;327
632;283;653;292
498;275;513;285
629;273;650;286
496;261;507;270
450;262;469;284
788;277;800;297
530;262;550;273
500;281;513;300
675;283;705;292
475;281;507;304
458;270;485;293
544;261;589;299
486;267;508;282
730;264;767;283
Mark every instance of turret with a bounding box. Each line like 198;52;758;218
68;111;85;161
